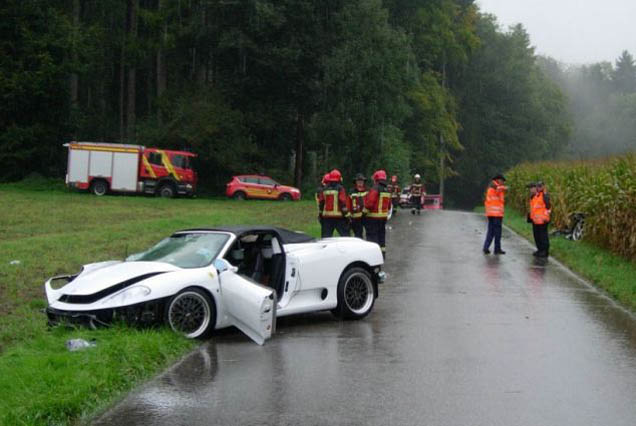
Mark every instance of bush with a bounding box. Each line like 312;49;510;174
506;153;636;261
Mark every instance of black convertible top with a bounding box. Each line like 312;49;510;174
175;226;315;244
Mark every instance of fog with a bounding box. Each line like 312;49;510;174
477;0;636;64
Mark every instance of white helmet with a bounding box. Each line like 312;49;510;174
414;174;421;179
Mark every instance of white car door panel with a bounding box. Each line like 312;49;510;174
219;271;276;345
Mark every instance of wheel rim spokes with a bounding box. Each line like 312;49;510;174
170;293;209;335
344;274;372;314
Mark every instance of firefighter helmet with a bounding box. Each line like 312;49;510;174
372;170;387;182
321;173;330;185
328;169;342;182
414;174;421;180
391;175;398;183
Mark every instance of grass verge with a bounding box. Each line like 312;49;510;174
0;179;319;425
476;207;636;312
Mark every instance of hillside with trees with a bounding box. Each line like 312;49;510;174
1;0;571;205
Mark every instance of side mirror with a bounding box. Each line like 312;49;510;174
213;258;238;274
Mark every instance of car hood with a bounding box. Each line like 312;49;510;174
50;261;180;298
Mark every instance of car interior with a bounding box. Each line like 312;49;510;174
224;232;286;298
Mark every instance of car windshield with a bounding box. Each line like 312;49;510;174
126;233;229;268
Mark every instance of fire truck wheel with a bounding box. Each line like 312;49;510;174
158;184;176;198
233;191;246;200
279;193;292;201
90;179;108;196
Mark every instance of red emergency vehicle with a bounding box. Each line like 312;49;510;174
64;142;197;197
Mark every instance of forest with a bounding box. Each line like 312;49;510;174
1;0;631;207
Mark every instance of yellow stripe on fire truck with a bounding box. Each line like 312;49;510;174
158;150;181;181
142;155;157;178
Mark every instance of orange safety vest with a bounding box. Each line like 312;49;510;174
366;190;392;219
530;192;550;225
322;188;346;218
484;182;505;217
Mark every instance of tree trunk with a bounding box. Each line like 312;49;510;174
126;0;138;141
119;39;125;141
156;0;167;121
439;59;447;198
294;113;304;189
70;0;80;108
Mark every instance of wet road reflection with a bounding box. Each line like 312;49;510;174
93;210;636;426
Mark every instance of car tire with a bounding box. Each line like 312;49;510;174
165;287;216;339
233;191;246;200
90;179;108;196
279;193;292;201
158;184;176;198
333;267;375;320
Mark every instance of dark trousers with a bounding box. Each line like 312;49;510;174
321;218;349;238
410;195;421;210
351;218;364;238
391;198;399;214
365;219;387;257
483;216;503;252
533;223;550;254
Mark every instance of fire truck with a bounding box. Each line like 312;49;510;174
64;142;197;197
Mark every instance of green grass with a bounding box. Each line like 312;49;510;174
0;178;319;425
475;207;636;311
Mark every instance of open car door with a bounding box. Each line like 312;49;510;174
215;260;276;345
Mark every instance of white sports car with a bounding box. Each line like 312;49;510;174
45;226;385;345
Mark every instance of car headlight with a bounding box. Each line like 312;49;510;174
102;286;151;305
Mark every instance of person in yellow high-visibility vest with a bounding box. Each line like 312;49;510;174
364;170;391;258
315;173;329;227
348;173;368;238
317;169;349;238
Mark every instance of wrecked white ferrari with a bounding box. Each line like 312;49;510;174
45;226;385;344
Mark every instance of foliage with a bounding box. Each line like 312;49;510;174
538;51;636;159
445;16;570;208
505;153;636;261
0;0;571;208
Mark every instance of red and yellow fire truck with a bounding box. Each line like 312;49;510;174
64;142;197;197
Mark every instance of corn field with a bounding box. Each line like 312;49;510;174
505;153;636;261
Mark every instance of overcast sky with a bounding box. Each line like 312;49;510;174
476;0;636;65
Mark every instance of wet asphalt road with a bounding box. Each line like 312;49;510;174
93;210;636;426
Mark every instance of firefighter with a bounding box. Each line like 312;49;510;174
483;173;508;254
348;173;368;238
530;181;551;258
315;173;330;227
318;169;349;238
364;170;391;258
410;174;425;215
387;175;401;216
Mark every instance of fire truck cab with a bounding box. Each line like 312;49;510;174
64;142;197;198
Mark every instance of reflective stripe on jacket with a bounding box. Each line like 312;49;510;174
319;184;348;218
411;182;423;196
484;182;505;217
365;183;391;220
388;184;401;199
530;192;550;225
349;187;368;219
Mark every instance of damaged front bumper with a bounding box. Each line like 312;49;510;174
46;298;168;329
